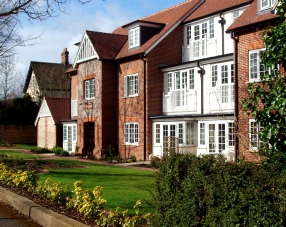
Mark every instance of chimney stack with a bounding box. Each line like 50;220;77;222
61;48;69;66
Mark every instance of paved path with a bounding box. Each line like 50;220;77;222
0;201;41;227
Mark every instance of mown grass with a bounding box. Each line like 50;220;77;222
0;150;156;214
0;150;39;159
40;159;156;214
11;144;39;150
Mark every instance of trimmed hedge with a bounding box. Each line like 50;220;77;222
152;153;286;226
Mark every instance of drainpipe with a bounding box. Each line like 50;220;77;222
66;73;72;119
231;31;239;162
197;61;205;114
219;12;226;55
140;54;147;161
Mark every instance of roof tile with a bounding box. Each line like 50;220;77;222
45;98;70;124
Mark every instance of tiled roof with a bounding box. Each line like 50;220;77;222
113;0;202;59
45;98;70;124
86;31;127;60
184;0;252;22
227;0;279;32
24;61;70;92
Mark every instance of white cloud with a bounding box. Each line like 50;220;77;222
15;0;184;74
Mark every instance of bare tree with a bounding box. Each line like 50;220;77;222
0;56;24;101
0;0;92;62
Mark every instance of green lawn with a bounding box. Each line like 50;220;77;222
40;159;156;214
0;150;156;213
0;150;39;159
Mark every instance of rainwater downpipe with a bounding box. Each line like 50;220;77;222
197;61;205;114
231;31;239;162
219;12;226;55
66;73;72;119
140;54;147;161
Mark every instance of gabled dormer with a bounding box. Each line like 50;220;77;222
73;31;98;67
122;20;165;50
259;0;276;11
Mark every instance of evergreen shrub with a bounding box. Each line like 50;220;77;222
152;153;286;226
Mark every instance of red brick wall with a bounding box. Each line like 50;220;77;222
117;59;145;160
236;28;265;162
101;60;118;153
116;25;184;160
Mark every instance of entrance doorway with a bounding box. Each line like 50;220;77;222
83;122;95;156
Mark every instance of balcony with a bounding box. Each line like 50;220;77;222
207;84;234;112
182;39;217;62
163;89;197;114
71;100;78;117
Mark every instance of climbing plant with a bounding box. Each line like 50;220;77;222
242;0;286;158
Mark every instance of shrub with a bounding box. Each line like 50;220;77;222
34;178;72;204
0;163;38;191
66;181;106;218
101;144;118;161
52;146;69;156
152;153;286;226
97;200;152;227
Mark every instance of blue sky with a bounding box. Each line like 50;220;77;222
16;0;185;75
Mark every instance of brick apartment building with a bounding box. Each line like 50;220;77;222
227;0;279;161
61;0;281;162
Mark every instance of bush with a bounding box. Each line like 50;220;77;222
66;181;106;218
34;178;72;204
52;146;69;156
152;153;286;226
0;163;38;191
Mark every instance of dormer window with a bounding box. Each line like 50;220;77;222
129;27;140;49
260;0;276;11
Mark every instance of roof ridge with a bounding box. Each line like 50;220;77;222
86;30;127;37
31;61;63;65
139;0;191;20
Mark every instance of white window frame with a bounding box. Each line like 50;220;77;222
85;79;95;99
129;27;140;49
63;124;77;153
233;10;240;22
124;122;139;145
249;119;263;150
260;0;276;10
211;62;234;104
198;121;234;153
249;49;266;81
185;18;215;58
124;73;138;97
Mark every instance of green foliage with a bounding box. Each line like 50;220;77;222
97;200;152;227
101;144;118;162
34;178;72;204
66;181;106;218
0;163;38;190
242;1;286;157
0;95;39;126
52;146;69;156
152;153;286;226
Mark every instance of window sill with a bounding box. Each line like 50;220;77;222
123;95;139;98
124;143;139;146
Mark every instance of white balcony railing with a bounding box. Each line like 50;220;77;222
182;39;217;62
71;100;78;117
207;84;234;112
163;90;197;114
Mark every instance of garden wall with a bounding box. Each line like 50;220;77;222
0;125;36;145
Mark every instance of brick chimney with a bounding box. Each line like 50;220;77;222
61;48;69;66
